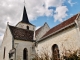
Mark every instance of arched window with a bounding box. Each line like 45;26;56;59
3;47;6;59
52;44;60;60
27;26;29;30
23;48;28;60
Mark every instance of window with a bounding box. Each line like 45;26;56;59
32;46;35;52
23;48;28;60
9;53;13;58
52;44;60;60
27;26;29;30
3;47;6;59
11;59;13;60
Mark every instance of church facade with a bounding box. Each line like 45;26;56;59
0;6;80;60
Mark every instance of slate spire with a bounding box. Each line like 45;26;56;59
21;6;30;24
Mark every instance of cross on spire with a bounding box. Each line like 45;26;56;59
24;0;26;5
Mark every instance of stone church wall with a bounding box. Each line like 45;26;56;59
36;23;50;40
37;25;80;57
16;22;35;31
0;25;13;60
14;40;35;60
76;15;80;31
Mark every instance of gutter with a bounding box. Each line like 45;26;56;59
14;48;16;60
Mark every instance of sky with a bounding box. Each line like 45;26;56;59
0;0;80;45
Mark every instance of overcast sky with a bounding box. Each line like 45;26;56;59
0;0;80;45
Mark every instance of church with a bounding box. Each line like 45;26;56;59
0;6;80;60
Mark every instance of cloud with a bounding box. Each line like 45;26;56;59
54;6;68;22
21;0;68;22
25;0;54;20
45;0;65;8
0;0;69;45
68;0;77;7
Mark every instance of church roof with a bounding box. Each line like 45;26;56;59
41;14;78;40
9;25;34;41
21;6;33;25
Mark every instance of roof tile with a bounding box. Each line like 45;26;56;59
9;25;34;41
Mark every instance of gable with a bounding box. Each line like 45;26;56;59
35;26;43;36
1;25;13;46
35;22;50;40
75;13;80;30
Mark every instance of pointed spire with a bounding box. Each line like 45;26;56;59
21;1;34;26
21;6;31;24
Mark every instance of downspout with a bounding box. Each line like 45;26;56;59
12;37;16;60
14;48;16;60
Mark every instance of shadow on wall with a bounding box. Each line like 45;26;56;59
0;40;2;46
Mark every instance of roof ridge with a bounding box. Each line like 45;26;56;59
9;25;33;32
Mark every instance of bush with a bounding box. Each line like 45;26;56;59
63;51;80;60
33;49;80;60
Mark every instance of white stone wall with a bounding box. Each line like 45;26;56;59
14;40;35;60
0;48;2;58
36;23;50;40
0;25;13;60
16;22;35;31
37;25;80;57
76;15;80;30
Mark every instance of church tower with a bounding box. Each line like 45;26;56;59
16;6;35;31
